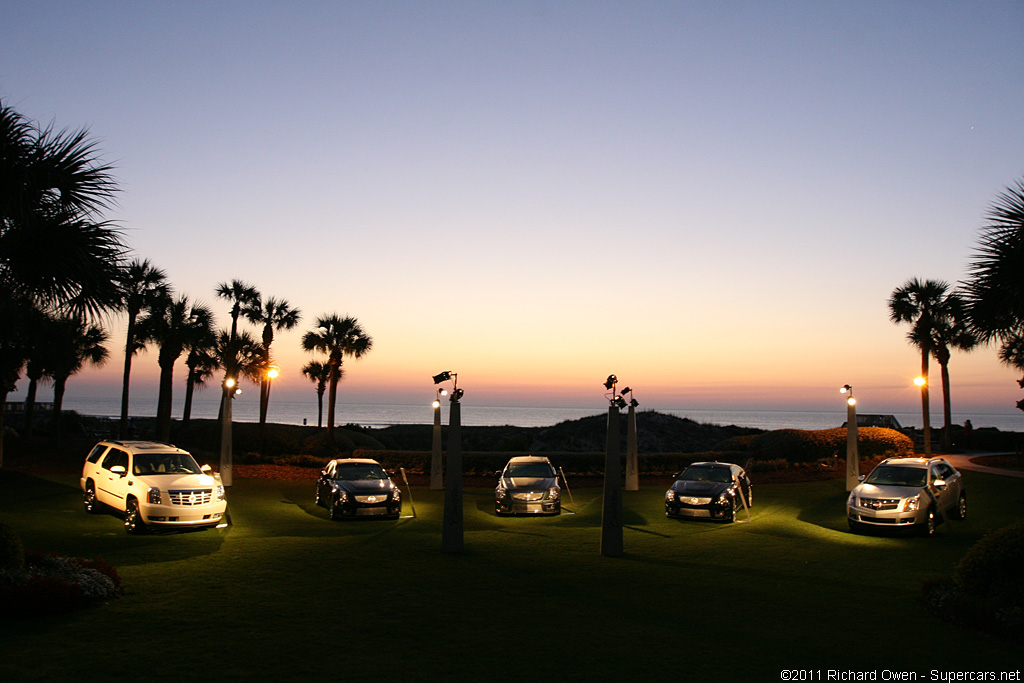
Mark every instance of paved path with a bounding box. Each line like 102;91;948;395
941;453;1024;478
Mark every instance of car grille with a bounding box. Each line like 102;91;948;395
680;497;712;505
168;489;213;506
858;497;900;510
354;494;389;504
511;491;546;501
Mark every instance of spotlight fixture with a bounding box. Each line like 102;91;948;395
620;386;631;395
840;384;851;394
433;371;452;384
432;400;441;409
452;388;464;401
630;398;639;408
612;395;627;409
603;375;617;390
439;388;448;396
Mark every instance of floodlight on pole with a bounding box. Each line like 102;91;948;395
600;374;624;557
433;370;463;552
842;384;859;491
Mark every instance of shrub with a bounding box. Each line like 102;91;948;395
0;522;25;572
743;427;913;463
0;551;122;620
922;520;1024;642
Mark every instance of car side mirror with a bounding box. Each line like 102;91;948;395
201;464;212;473
111;465;126;476
858;474;865;482
934;479;947;488
494;470;502;476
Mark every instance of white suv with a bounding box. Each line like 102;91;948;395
847;457;966;536
80;440;227;534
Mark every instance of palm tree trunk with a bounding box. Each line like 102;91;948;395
0;388;8;467
316;385;325;429
921;350;932;456
23;378;38;433
119;315;136;439
183;371;196;425
939;357;953;452
156;362;175;442
327;366;338;439
51;377;67;438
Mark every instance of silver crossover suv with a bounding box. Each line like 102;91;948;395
495;456;561;515
847;457;966;536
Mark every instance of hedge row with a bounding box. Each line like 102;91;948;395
716;427;914;463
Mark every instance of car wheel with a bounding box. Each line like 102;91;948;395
125;499;147;535
83;483;101;514
848;519;863;534
952;493;967;520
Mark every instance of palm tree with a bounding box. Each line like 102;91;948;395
116;258;169;438
182;328;220;425
244;295;301;427
964;177;1024;410
47;316;109;437
139;294;214;442
924;292;978;450
301;360;333;429
301;315;372;440
20;310;60;433
889;278;950;455
0;100;124;317
1;101;125;464
216;280;259;343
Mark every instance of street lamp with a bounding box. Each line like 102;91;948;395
915;375;931;456
220;376;241;487
840;385;859;491
434;371;463;553
430;387;447;490
601;374;624;558
621;386;640;491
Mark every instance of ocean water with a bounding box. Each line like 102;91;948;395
41;394;1024;432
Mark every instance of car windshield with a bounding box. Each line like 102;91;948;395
678;466;732;483
864;465;927;487
334;463;388;481
133;452;203;476
505;463;555;478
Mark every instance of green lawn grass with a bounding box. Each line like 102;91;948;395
1;469;1021;681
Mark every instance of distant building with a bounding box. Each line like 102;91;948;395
841;414;903;429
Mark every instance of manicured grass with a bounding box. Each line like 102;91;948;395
1;469;1021;681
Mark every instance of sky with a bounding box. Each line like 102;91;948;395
3;1;1024;420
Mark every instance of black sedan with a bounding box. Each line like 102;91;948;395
665;461;752;522
315;458;402;520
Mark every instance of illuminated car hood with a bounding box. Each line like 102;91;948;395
670;480;730;496
853;483;923;498
141;473;217;489
502;477;557;491
334;479;395;494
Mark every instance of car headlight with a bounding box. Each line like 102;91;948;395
903;495;920;512
548;487;560;500
334;488;348;503
147;487;162;504
665;490;676;502
392;488;401;501
847;492;857;507
496;487;508;498
216;485;226;501
717;492;731;504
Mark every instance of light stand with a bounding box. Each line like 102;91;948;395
841;385;859;491
219;378;241;487
601;374;624;557
622;387;640;491
430;389;445;490
435;372;463;553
